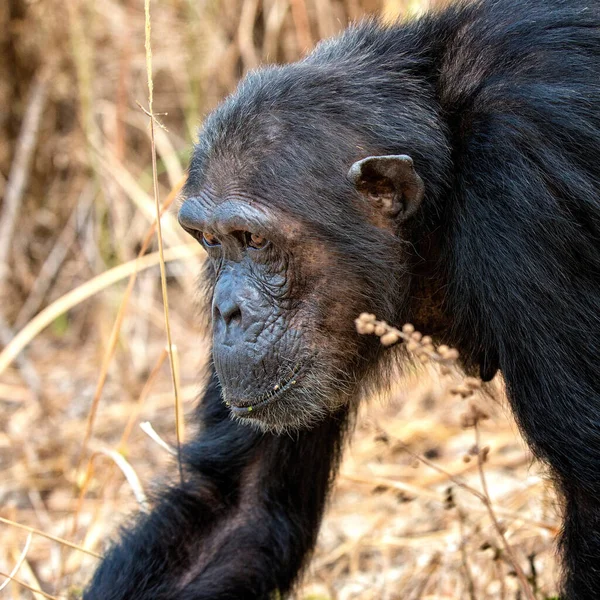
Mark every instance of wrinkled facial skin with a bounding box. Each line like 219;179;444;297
178;191;384;433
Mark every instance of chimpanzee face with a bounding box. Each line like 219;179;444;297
178;191;367;432
178;149;424;433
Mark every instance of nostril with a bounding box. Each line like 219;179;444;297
226;307;242;326
213;301;242;327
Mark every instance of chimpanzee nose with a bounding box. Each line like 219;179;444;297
212;287;242;328
213;299;242;327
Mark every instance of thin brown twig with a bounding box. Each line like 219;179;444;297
457;510;478;600
396;437;535;600
289;0;313;51
136;101;168;131
0;70;49;287
0;516;101;558
474;422;536;600
118;347;169;450
70;455;98;546
238;0;261;70
0;570;61;600
407;552;441;600
76;347;170;557
74;178;184;475
0;533;32;592
171;343;185;444
144;0;184;484
15;182;96;328
396;440;488;503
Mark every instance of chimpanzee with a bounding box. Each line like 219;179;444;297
85;0;600;597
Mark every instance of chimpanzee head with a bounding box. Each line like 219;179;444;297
178;52;449;432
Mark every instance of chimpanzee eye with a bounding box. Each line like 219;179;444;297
202;232;221;247
246;232;269;250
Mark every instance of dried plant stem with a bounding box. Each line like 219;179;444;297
171;343;185;443
76;284;139;475
238;0;261;70
119;347;169;450
407;553;441;600
356;314;535;600
474;423;535;600
140;421;178;455
0;517;100;558
0;533;32;592
15;182;96;328
0;231;191;376
399;439;534;600
355;313;459;368
457;511;477;600
72;243;194;469
94;448;148;509
71;453;102;544
77;348;169;545
289;0;313;51
397;441;490;507
0;570;60;600
0;70;49;287
144;0;184;484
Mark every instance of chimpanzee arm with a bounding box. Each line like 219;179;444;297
85;369;348;600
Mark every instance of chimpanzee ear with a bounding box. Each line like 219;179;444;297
348;155;425;222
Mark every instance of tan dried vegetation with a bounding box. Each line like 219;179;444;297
0;0;559;598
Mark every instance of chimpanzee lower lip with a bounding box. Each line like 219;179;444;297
227;363;305;415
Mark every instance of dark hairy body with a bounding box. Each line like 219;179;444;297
86;0;600;598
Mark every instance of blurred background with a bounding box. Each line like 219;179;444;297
0;0;560;598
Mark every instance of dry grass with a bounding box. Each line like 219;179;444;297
0;0;560;598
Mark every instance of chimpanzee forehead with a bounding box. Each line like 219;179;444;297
187;112;364;223
189;61;395;180
185;54;446;233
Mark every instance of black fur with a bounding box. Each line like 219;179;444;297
87;370;349;599
86;0;600;597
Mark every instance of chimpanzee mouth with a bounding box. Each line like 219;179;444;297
227;363;305;415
